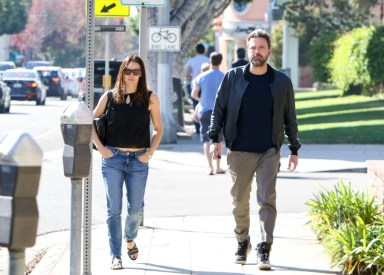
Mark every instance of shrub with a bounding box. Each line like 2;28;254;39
329;26;384;96
309;32;339;83
306;180;384;274
306;180;380;238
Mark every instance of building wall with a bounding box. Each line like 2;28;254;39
217;1;270;71
0;35;11;61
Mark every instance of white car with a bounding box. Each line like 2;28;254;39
62;68;82;97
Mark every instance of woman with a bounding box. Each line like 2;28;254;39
93;55;163;270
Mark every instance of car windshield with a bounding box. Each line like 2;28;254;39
0;64;14;70
26;61;52;69
3;71;36;78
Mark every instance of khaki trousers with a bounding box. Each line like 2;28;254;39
227;148;280;244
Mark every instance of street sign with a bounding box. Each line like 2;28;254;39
95;25;126;32
95;0;130;17
120;0;167;7
148;26;180;52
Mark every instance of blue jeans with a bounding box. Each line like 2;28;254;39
102;147;149;257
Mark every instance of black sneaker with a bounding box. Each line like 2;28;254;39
257;242;271;270
234;236;252;264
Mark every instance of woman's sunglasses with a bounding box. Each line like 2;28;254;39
123;68;141;76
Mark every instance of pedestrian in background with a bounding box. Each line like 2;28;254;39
192;62;210;123
92;55;163;270
192;52;226;175
183;43;209;135
208;29;301;271
232;47;248;68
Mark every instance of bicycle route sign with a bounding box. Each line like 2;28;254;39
148;26;180;52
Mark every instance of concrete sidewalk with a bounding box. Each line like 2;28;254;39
2;133;383;274
31;214;339;275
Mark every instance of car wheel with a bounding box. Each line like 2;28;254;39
60;88;67;100
36;93;42;105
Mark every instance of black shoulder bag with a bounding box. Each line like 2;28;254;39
93;91;111;150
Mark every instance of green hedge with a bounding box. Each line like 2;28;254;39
329;26;384;96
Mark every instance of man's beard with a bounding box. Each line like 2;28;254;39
250;55;268;67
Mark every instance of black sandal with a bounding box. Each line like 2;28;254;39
127;240;139;261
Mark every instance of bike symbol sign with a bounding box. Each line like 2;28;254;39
148;26;180;52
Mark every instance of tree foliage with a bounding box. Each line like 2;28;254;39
329;26;384;96
0;0;29;35
11;0;86;66
10;0;252;72
284;0;379;67
271;21;284;70
308;32;339;83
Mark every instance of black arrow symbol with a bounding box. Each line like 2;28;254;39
101;3;116;13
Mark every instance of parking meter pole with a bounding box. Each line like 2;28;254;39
61;102;93;275
70;179;82;275
8;249;25;275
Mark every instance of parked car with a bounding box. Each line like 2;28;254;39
0;61;16;81
2;69;46;105
33;66;67;100
78;60;122;108
0;80;11;113
25;60;52;69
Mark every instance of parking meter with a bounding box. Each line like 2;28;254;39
0;131;43;275
60;102;93;179
0;130;43;249
60;101;92;275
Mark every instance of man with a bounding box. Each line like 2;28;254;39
232;47;248;68
191;52;225;175
183;43;209;134
208;29;301;271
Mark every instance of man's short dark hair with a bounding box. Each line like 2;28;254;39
236;48;246;59
210;52;222;66
196;43;206;54
247;29;271;49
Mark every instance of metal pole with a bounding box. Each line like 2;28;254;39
84;0;95;274
139;6;148;64
105;18;110;92
268;0;272;33
70;179;83;275
158;1;177;144
138;5;148;227
8;249;25;275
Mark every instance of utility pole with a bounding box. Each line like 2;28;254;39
157;2;177;143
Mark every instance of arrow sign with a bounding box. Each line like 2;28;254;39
101;3;116;13
94;0;130;17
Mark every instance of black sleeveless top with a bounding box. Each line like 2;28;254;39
105;91;152;148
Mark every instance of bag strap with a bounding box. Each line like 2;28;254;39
103;91;112;115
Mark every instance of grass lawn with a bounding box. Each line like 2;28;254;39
294;90;384;144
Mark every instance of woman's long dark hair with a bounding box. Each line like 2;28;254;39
113;55;150;107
